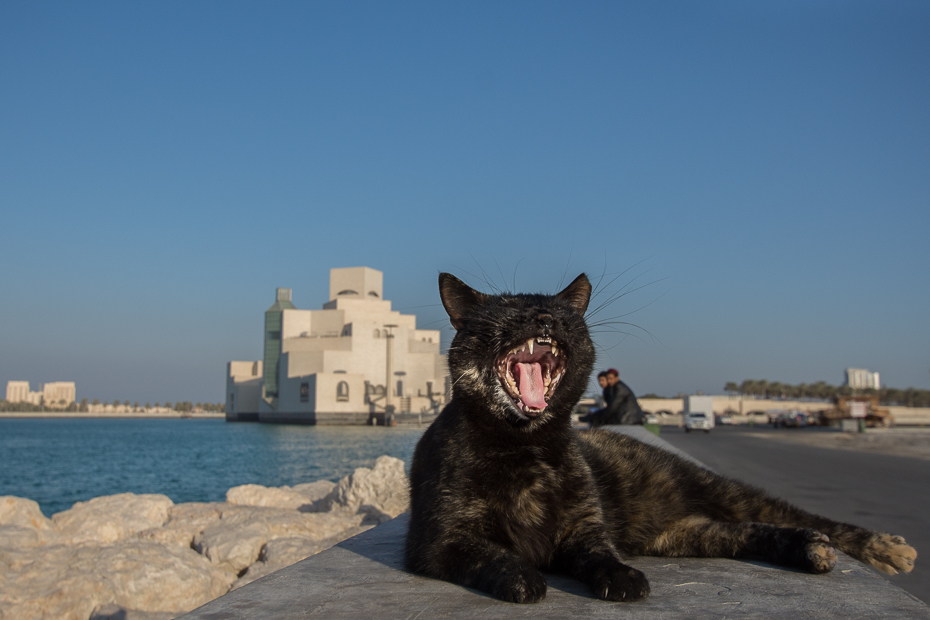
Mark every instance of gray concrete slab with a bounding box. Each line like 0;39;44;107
659;424;930;603
180;427;929;619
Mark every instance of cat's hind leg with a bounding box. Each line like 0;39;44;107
819;528;917;575
728;490;918;575
644;516;838;574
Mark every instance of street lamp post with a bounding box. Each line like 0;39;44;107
383;325;398;418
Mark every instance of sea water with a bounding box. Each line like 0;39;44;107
0;418;425;517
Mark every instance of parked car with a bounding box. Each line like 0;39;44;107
774;410;809;428
644;413;660;425
718;414;734;425
684;412;713;433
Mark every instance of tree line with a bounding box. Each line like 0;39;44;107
0;399;225;413
723;380;930;408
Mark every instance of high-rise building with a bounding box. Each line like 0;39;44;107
5;381;75;406
5;381;33;404
844;368;880;390
226;267;448;424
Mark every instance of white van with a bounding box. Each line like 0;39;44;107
684;396;715;433
684;412;714;433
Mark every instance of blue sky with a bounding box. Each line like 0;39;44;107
1;1;928;403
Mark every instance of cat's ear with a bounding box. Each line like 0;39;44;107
438;273;487;330
556;273;592;315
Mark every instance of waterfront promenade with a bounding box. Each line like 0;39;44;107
180;427;929;619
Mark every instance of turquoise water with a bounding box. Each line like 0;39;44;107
0;418;425;517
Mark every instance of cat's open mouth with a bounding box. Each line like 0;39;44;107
496;336;565;417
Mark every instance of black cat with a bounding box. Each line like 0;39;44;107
405;273;917;603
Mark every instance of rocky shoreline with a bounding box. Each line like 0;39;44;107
0;455;409;620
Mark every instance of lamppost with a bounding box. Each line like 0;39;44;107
383;325;398;418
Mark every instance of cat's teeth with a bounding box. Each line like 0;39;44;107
552;344;558;357
528;338;534;355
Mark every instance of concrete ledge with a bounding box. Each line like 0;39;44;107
179;429;929;619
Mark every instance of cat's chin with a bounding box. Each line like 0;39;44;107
510;404;547;421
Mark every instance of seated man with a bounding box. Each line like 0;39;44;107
586;368;645;426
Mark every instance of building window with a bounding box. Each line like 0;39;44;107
341;324;352;337
267;331;281;340
230;394;235;412
337;289;358;296
368;291;379;297
396;380;404;397
336;381;349;402
300;382;310;403
373;329;380;338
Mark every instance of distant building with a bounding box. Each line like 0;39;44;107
844;368;880;390
5;381;76;406
226;267;448;424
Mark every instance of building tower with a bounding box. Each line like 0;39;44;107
263;288;296;403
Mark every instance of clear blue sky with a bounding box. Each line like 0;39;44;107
1;2;928;403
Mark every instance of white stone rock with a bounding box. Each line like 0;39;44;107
288;480;337;505
192;506;365;575
289;479;337;499
52;493;174;545
226;484;316;510
1;466;404;618
0;496;54;532
321;455;409;523
0;540;233;620
135;502;225;548
0;525;44;549
226;480;339;511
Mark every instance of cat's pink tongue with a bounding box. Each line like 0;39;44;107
515;362;547;410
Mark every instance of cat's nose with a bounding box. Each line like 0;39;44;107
537;313;553;332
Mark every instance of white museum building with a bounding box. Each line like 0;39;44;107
226;267;448;424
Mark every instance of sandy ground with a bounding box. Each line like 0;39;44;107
743;426;930;461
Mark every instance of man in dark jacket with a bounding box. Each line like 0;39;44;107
590;368;645;426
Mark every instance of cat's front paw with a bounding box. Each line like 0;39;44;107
490;566;548;604
589;562;650;602
865;533;917;575
803;531;837;574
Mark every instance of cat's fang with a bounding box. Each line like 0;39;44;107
528;339;534;355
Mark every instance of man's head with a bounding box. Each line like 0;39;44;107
606;368;619;386
597;371;608;389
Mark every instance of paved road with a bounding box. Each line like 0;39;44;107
658;424;930;604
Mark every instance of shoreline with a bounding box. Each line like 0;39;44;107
0;455;409;620
0;412;225;419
